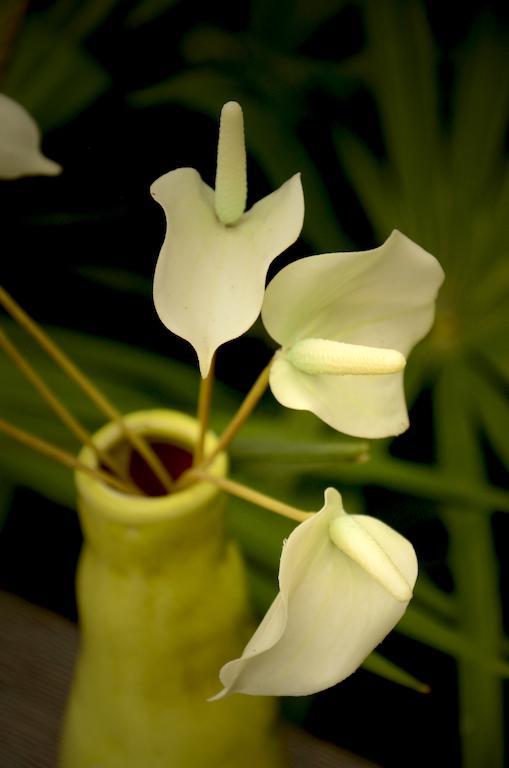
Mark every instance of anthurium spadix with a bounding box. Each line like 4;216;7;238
261;230;444;438
151;101;304;377
213;488;417;698
0;94;61;179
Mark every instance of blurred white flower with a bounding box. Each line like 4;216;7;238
0;93;61;179
213;487;417;698
151;102;304;377
261;230;444;438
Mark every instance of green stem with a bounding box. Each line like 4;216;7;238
193;354;215;466
203;358;273;466
190;470;310;523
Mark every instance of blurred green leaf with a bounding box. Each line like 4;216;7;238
228;498;294;576
413;575;456;622
435;362;504;767
334;129;401;240
126;0;179;27
231;438;369;465
483;340;509;386
338;0;509;383
47;0;120;41
77;267;151;297
362;652;429;694
252;0;349;51
0;436;74;508
469;365;509;473
3;16;110;129
399;604;509;678
267;455;509;513
448;28;509;267
362;0;440;245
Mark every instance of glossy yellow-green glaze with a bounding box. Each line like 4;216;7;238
59;410;285;768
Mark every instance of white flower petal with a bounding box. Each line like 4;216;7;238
268;354;409;438
152;168;303;377
261;230;443;437
262;230;444;355
0;94;61;179
213;488;417;698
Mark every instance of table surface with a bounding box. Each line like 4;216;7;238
0;591;378;768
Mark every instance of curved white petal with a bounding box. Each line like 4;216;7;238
152;168;303;376
213;488;417;698
0;94;61;179
269;354;409;438
262;230;444;355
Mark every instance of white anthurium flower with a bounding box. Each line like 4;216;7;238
212;487;417;698
151;101;304;378
261;230;444;438
0;93;62;179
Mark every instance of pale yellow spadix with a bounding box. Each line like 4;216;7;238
287;338;406;376
329;514;412;601
214;101;247;225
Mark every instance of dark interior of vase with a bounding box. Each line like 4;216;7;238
103;439;193;497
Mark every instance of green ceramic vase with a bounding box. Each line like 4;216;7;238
59;409;285;768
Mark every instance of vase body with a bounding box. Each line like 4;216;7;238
59;409;285;768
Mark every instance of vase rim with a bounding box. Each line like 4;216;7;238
76;409;228;525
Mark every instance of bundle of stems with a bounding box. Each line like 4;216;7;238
0;285;313;520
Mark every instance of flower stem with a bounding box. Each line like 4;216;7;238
193;353;215;466
0;418;132;494
0;285;174;493
202;357;273;468
190;469;311;523
0;328;141;494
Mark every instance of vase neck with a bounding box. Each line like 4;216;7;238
79;486;226;571
75;410;229;570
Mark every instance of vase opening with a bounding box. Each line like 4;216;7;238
103;437;194;497
79;410;227;519
130;439;193;496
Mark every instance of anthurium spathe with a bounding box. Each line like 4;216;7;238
261;230;444;438
151;102;304;377
0;94;61;179
213;487;416;698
